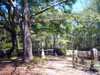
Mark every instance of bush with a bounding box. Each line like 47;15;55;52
54;48;66;56
2;42;12;49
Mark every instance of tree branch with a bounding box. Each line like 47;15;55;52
34;0;68;16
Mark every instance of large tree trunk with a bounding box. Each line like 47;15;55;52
22;0;33;62
23;24;33;62
7;30;17;58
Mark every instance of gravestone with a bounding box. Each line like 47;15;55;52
90;48;99;71
41;48;45;59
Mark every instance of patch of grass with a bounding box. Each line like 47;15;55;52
10;56;18;60
31;57;48;64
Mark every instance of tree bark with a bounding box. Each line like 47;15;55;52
22;0;33;62
7;30;17;58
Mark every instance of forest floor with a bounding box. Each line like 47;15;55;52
0;56;99;75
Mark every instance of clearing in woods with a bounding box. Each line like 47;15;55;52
0;56;97;75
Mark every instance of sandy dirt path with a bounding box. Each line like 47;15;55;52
0;56;97;75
